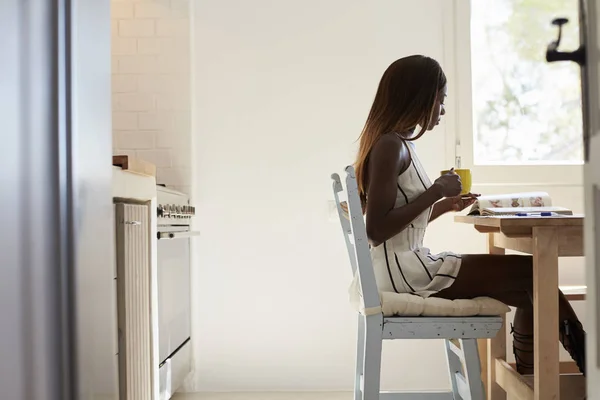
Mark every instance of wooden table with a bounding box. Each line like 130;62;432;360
455;215;585;400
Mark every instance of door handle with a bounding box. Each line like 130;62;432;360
546;4;590;161
157;231;200;240
123;220;141;226
546;18;586;65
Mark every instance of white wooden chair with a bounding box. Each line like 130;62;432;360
331;166;504;400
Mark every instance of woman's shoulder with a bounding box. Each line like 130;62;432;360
372;132;406;151
370;133;411;173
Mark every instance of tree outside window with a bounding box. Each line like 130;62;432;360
471;0;583;165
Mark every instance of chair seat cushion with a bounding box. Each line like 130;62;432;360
379;292;510;317
349;277;510;317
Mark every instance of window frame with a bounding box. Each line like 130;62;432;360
446;0;584;187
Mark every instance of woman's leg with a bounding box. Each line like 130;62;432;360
433;254;586;375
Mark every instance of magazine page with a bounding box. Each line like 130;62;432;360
480;206;573;216
468;192;551;215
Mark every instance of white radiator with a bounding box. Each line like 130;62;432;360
115;203;153;400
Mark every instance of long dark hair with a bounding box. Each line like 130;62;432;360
354;55;447;209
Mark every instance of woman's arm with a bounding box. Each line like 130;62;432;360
429;200;451;222
428;194;480;223
365;136;447;246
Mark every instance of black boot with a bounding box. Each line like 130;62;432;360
559;319;586;376
511;324;535;375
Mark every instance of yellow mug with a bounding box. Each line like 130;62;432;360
439;168;472;195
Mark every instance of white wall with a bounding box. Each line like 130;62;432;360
111;0;192;193
190;0;456;392
189;0;586;392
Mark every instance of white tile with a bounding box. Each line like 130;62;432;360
134;2;171;19
170;145;191;167
156;54;190;74
138;111;171;130
112;112;138;130
119;19;155;37
156;93;190;111
137;37;186;56
136;149;173;167
136;38;160;55
117;55;158;74
112;37;137;55
112;75;137;93
156;19;189;37
137;74;174;93
114;93;155;112
115;130;156;149
138;110;191;133
111;3;134;19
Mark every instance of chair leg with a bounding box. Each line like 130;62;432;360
354;314;366;400
361;314;383;400
461;339;485;400
445;340;461;399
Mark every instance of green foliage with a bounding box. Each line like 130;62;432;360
507;0;579;62
472;0;583;163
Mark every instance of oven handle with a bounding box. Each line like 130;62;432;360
157;231;201;240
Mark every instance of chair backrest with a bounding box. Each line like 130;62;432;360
331;166;380;310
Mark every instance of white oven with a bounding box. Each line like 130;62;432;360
156;186;199;399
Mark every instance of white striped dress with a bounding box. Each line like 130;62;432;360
370;141;462;298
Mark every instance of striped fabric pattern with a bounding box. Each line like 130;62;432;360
371;140;462;298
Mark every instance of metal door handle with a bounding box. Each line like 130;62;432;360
546;3;590;161
157;231;200;240
123;221;141;226
546;18;586;65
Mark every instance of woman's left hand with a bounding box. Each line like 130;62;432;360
444;193;480;212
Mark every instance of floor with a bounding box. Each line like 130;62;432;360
173;393;352;400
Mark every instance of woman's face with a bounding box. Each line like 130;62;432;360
427;85;447;130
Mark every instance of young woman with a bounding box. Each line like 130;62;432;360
355;55;586;376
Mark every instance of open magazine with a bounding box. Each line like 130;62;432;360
467;191;573;216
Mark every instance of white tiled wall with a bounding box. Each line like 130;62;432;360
111;0;192;194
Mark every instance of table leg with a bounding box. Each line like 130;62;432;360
532;227;560;400
487;233;507;400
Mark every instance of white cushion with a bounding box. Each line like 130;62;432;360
349;276;509;317
379;292;510;317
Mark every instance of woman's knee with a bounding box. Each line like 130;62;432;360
507;255;533;292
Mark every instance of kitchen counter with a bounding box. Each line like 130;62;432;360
112;166;156;201
111;165;161;398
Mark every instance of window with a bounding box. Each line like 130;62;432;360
447;0;584;185
470;0;583;166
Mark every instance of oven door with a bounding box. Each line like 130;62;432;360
156;226;196;364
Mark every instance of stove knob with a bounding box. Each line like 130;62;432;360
157;205;164;217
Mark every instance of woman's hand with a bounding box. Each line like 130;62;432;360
442;193;480;212
432;172;462;198
429;193;480;222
